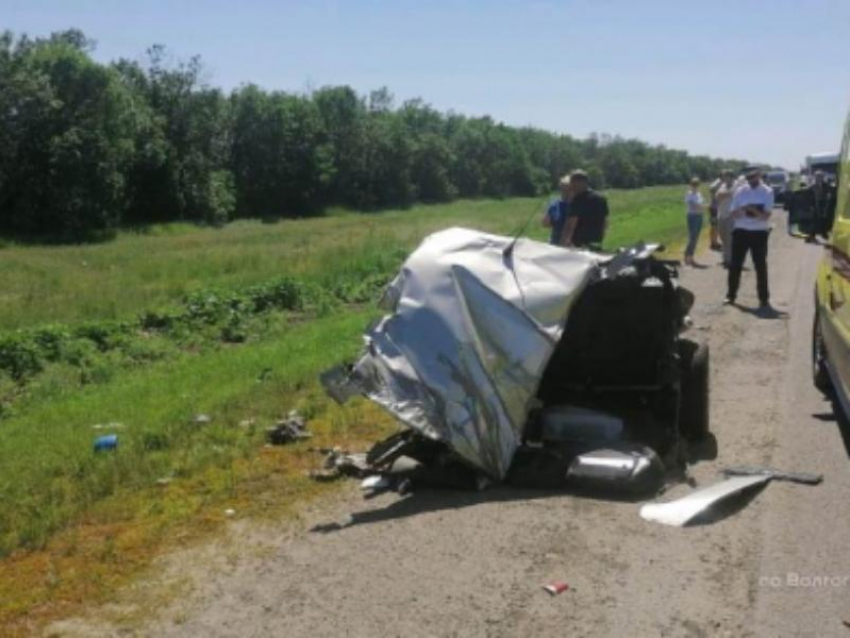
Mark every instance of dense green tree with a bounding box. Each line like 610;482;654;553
0;30;137;240
114;47;234;225
0;28;750;241
601;147;641;188
230;85;333;217
313;85;369;207
411;133;456;202
358;113;416;208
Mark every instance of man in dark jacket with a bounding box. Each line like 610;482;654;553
562;170;609;248
806;171;837;241
788;171;837;242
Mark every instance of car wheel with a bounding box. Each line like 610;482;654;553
678;339;710;441
812;309;833;394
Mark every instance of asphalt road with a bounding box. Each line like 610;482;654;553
51;210;850;638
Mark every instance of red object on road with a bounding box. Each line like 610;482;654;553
543;581;570;595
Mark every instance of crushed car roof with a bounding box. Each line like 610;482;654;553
347;227;604;479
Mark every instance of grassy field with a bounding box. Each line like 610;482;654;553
0;184;693;630
0;185;688;331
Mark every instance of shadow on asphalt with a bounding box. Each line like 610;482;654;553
731;304;789;320
309;482;658;535
813;401;850;459
310;488;561;534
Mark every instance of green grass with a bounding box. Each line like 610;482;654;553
0;307;400;631
0;309;380;555
0;185;694;629
0;185;688;332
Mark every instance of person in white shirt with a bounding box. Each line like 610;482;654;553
714;170;737;267
684;177;706;266
724;168;775;309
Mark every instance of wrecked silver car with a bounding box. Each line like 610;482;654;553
323;227;709;494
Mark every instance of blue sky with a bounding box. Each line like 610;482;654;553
4;0;849;168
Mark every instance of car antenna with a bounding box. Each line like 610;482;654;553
503;197;547;260
502;196;548;309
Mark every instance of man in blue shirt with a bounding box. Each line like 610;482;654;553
541;175;573;245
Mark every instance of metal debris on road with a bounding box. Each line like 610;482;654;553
566;445;665;495
360;475;391;491
721;465;823;485
640;475;770;527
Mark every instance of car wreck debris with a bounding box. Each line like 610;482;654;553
322;227;706;494
640;464;825;527
639;475;770;527
537;406;624;443
266;410;311;445
566;446;665;495
721;465;823;485
322;448;371;477
360;475;391;491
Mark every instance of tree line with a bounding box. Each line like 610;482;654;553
0;30;748;242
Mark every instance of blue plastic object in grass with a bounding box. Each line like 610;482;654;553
93;434;118;452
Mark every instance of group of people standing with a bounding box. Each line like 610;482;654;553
542;166;777;310
685;168;775;309
541;169;609;249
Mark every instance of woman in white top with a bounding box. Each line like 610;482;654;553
684;177;706;266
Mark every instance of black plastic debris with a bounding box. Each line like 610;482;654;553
266;410;312;445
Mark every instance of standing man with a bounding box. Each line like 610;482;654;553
724;168;775;310
806;170;837;242
715;170;737;268
708;174;723;250
541;174;572;245
562;170;609;249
